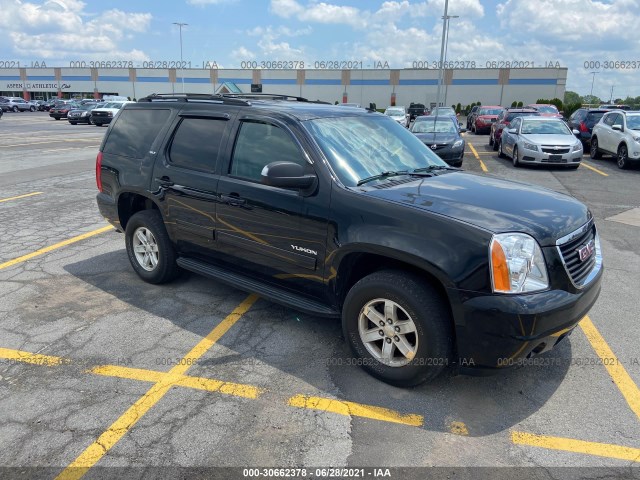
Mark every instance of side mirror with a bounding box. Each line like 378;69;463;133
459;125;467;133
507;128;517;134
261;161;316;189
612;124;623;131
572;129;580;136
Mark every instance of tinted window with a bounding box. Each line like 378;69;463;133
230;122;304;181
585;112;605;126
104;109;171;159
169;117;227;171
603;114;616;126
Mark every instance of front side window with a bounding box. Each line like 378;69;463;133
169;117;227;171
305;115;445;187
230;121;305;181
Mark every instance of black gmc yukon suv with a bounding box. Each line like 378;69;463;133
96;93;603;386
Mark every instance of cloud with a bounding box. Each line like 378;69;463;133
0;0;151;59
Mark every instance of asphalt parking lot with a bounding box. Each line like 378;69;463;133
1;112;639;479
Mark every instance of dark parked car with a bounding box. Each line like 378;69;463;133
410;115;465;166
68;104;99;124
567;108;611;148
96;93;602;386
49;102;80;120
489;108;540;150
408;102;428;122
466;105;480;130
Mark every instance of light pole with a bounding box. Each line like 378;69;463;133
173;22;188;93
589;71;599;101
434;0;449;113
442;14;458;107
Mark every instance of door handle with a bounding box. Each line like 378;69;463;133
155;176;174;187
220;194;246;206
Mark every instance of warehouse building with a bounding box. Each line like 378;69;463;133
0;67;567;108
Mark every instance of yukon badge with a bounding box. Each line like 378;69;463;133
291;245;317;256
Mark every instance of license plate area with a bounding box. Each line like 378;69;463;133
549;154;563;161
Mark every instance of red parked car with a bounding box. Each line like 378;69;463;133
49;101;80;120
526;104;563;118
472;106;503;134
489;108;540;150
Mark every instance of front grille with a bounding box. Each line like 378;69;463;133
92;111;109;117
424;143;448;150
542;146;570;154
557;223;597;286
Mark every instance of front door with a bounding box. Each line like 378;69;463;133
215;117;329;299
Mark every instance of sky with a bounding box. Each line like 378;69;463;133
1;0;639;100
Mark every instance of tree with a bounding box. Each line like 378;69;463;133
517;101;523;107
581;95;601;105
511;101;517;107
563;91;581;106
456;102;461;114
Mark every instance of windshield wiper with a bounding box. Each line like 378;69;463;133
412;165;459;173
357;171;411;186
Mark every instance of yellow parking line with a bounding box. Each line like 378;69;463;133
56;293;259;480
512;431;640;462
449;421;469;436
467;143;488;172
580;161;609;177
0;347;67;367
287;394;424;427
0;191;43;203
580;315;640;422
0;225;114;271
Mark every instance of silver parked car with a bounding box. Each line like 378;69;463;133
384;106;408;127
499;117;583;169
1;97;36;112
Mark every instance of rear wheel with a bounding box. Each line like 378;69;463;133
617;144;629;169
489;134;494;147
12;106;18;112
342;270;453;387
512;145;520;167
590;137;602;159
125;210;179;284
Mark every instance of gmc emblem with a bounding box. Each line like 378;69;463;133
577;239;595;262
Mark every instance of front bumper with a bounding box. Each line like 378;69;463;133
519;145;583;165
448;259;603;373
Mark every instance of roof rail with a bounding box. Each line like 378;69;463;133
219;93;310;102
138;93;250;106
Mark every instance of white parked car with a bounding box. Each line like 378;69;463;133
499;117;583;169
590;110;640;169
90;101;134;126
384;106;408;127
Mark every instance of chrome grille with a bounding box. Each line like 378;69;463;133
557;223;597;287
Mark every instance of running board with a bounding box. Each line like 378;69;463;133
177;257;340;318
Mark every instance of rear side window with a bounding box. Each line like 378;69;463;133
169;117;227;172
230;121;304;181
104;109;171;159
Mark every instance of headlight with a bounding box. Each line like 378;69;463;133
522;141;539;151
81;111;88;117
632;136;640;143
453;139;464;148
490;233;549;293
572;142;582;152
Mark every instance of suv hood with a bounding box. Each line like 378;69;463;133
365;172;589;246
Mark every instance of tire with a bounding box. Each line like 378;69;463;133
498;139;506;158
12;106;18;112
69;122;77;125
512;145;520;167
54;117;60;120
30;106;36;112
590;137;602;159
89;117;95;125
125;210;179;284
95;122;102;126
617;144;629;169
492;136;499;151
342;270;453;387
489;134;494;147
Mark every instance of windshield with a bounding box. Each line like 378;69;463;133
627;115;640;129
479;108;502;116
535;105;559;113
385;109;405;117
305;116;446;187
431;107;455;115
110;102;124;109
521;120;571;135
412;119;457;134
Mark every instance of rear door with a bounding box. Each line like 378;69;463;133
151;111;236;255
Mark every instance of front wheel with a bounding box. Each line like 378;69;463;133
12;106;18;112
590;137;602;159
30;106;36;112
498;139;506;158
342;270;453;387
54;117;60;120
617;144;629;169
125;210;179;284
512;145;520;167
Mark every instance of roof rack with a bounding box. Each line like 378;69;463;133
138;93;250;106
218;93;330;104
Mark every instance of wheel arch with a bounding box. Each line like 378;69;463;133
117;192;160;230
